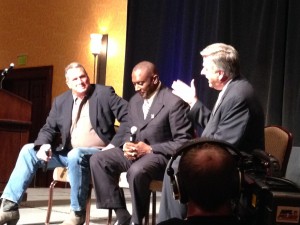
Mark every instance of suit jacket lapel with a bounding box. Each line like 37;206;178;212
61;92;74;140
212;80;234;116
88;85;97;128
140;87;164;129
137;98;145;121
132;98;146;129
213;95;224;116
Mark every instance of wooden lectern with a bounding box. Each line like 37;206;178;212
0;89;31;192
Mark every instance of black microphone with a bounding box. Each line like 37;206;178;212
1;63;14;76
40;144;51;172
130;126;138;142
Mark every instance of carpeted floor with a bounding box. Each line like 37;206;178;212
18;188;160;225
18;188;140;225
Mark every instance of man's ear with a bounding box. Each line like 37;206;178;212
153;74;159;84
66;79;71;89
218;71;228;82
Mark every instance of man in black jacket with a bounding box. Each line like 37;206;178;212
0;62;128;225
90;61;193;225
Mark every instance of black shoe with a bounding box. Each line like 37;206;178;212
1;199;18;212
114;216;131;225
0;199;20;225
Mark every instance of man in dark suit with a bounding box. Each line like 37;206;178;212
158;43;265;222
89;61;194;225
0;62;128;225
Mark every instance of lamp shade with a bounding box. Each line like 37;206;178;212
90;33;103;55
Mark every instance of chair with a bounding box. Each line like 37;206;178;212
45;167;93;225
46;126;120;225
264;125;293;176
107;172;163;225
147;180;163;225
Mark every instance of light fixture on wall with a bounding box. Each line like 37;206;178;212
90;33;102;83
90;33;108;84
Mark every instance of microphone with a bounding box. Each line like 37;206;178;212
130;126;138;142
40;144;51;172
1;63;14;76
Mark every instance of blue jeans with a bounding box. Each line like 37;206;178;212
1;143;100;212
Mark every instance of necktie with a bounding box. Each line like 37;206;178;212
71;96;88;133
143;99;151;119
74;96;88;124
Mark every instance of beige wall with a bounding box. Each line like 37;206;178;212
0;0;127;98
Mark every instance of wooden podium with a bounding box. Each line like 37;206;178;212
0;89;31;192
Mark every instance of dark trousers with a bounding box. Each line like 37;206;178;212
157;156;187;223
90;147;168;224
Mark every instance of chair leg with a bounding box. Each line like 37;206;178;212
45;180;58;225
144;191;157;225
107;209;113;225
145;210;149;225
151;191;156;225
85;184;92;225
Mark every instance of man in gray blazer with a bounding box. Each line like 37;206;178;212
158;43;265;222
0;62;128;225
90;61;194;225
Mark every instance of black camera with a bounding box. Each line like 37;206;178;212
238;152;300;225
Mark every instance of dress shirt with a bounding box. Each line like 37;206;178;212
212;79;232;115
71;97;105;148
143;82;161;119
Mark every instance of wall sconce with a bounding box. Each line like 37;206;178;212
90;33;108;84
90;33;103;55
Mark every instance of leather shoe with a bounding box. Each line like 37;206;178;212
0;210;19;225
114;216;132;225
59;211;85;225
0;199;19;225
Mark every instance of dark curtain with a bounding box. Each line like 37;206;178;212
123;0;300;145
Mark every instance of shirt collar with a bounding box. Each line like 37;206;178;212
144;81;161;105
219;79;232;97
